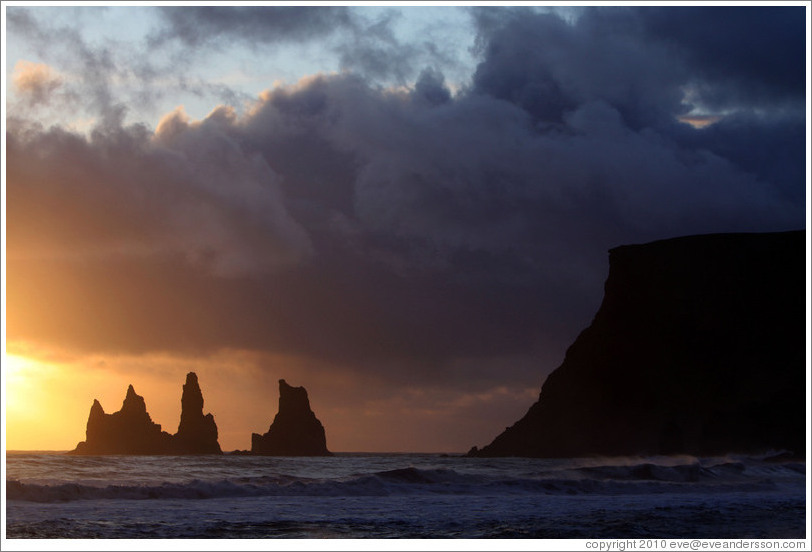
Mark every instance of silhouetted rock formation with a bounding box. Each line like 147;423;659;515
173;372;222;454
71;372;222;455
72;385;173;455
470;231;805;458
251;379;331;456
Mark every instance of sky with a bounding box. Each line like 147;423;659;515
2;2;809;453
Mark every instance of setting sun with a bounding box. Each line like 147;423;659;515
3;351;157;451
5;354;56;450
4;353;79;451
4;354;57;420
5;354;27;377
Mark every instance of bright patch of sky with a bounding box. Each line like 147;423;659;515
5;5;486;130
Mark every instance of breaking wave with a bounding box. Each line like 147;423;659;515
8;459;799;503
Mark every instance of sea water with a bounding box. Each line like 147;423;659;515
4;452;806;539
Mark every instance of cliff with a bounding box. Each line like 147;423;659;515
470;230;806;458
71;372;222;455
251;379;331;456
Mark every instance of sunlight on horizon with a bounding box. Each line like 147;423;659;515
3;352;148;451
4;354;80;451
2;346;540;453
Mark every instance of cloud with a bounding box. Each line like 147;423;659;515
471;6;805;124
470;8;690;130
153;6;468;85
152;6;355;48
12;60;64;105
7;7;132;127
6;6;806;411
7;107;312;278
5;7;255;129
465;6;806;220
634;6;806;113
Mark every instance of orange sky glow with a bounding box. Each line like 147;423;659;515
3;344;539;453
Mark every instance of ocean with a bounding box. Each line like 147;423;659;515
4;451;807;540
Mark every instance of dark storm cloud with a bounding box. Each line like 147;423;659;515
6;6;806;394
7;110;312;277
470;7;691;130
152;6;355;47
666;111;807;206
634;6;806;112
468;6;806;203
471;6;806;123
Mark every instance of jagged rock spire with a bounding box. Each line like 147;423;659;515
251;379;331;456
72;372;222;455
174;372;221;454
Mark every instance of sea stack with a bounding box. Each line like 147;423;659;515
173;372;222;454
251;379;331;456
72;385;173;455
469;230;805;458
71;372;222;455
